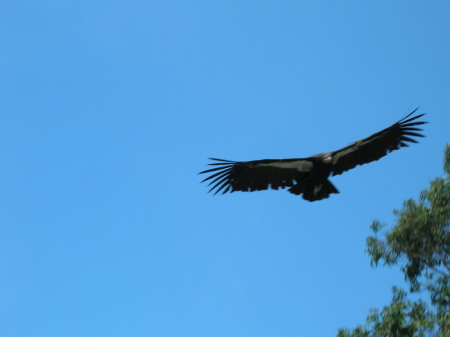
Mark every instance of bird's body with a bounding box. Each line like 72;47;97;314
200;109;426;201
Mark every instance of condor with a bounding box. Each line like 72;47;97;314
199;109;426;202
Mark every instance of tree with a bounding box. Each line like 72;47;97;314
337;145;450;337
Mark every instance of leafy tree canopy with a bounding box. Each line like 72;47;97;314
337;145;450;337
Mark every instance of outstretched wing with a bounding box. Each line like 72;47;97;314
199;158;313;195
330;108;426;176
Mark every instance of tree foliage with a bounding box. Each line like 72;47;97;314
337;145;450;337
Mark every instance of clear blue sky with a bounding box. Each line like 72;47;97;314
1;1;449;336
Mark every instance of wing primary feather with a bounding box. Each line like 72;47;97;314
199;165;233;175
402;122;427;128
215;179;233;195
208;158;236;163
222;185;231;194
402;131;424;138
207;162;236;166
205;171;230;186
402;112;424;121
402;127;424;132
209;176;231;195
202;172;229;186
399;107;420;122
400;136;418;143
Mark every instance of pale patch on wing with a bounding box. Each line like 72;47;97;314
257;160;313;172
331;137;375;165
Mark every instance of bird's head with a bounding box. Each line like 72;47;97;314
322;154;332;164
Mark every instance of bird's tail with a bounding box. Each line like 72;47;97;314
288;178;339;202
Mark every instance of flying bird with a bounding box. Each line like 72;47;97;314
199;108;426;202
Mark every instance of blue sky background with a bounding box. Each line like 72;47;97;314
1;1;449;336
